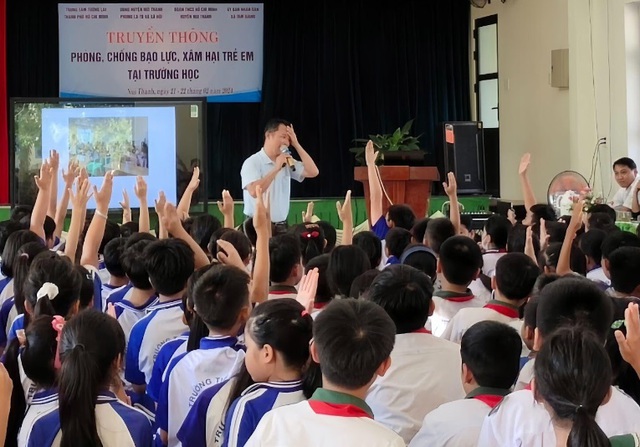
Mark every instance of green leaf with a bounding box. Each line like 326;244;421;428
401;119;414;135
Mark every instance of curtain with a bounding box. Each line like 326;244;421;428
6;0;470;203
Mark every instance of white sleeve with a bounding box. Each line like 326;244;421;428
290;160;306;183
477;408;507;447
439;315;457;342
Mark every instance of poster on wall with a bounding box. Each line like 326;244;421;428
58;4;263;102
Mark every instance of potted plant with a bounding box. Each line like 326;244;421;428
349;119;425;166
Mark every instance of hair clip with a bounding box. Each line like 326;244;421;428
301;231;320;239
51;315;65;369
37;282;59;302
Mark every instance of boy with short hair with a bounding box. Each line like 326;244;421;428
480;214;511;277
268;233;303;299
101;237;131;310
478;277;640;446
410;320;522;446
423;218;456;255
245;298;405;447
366;265;464;444
601;231;640;293
431;236;485;337
384;227;412;266
441;252;539;344
580;228;609;287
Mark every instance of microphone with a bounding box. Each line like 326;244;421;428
280;147;296;171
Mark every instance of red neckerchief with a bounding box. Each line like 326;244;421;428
308;401;372;419
483;300;520;318
472;394;505;408
412;328;432;334
313;302;329;310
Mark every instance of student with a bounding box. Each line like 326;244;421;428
156;264;250;446
431;236;485;337
478;277;640;446
178;298;316;447
316;221;337;253
349;269;381;300
384;227;412;266
326;245;371;298
611;157;639;211
608;247;640;300
125;239;194;392
189;213;222;256
290;223;326;266
365;265;464;444
245;298;405;447
441;253;539;344
399;243;437;280
304;254;332;317
217;230;253;270
410;218;430;245
18;309;153;447
580;228;609;286
410;321;522;447
268;234;303;300
423;218;456;256
352;231;382;270
480;214;511;277
100;237;130;310
0;230;43;306
75;265;97;311
601;231;640;293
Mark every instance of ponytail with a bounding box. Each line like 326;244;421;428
58;345;103;447
567;406;610;447
32;282;60;318
292;224;325;266
13;240;47;314
302;358;322;399
187;312;209;352
3;338;26;447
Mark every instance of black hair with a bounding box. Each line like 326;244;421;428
269;234;302;283
290;223;325;266
75;265;95;310
523;295;539;329
536;277;613;340
103;237;128;278
460;215;473;232
484;215;511;249
186;264;218;352
192;264;250;330
588;204;617;223
495;253;540;301
387;204;416;231
240;217;258;247
326;245;371;297
601;231;640;260
43;215;56;241
410;218;430;243
367;264;433;333
544;221;568;244
119;221;139;238
613;156;637;171
144;238;195;296
1;229;43;277
208;227;233;257
352;231;382;269
264;117;291;133
534;325;612;447
588;212;616;232
58;309;126;447
316;221;337;253
10;205;33;222
461;321;522;389
507;223;540;257
540;242;587;275
123;231;156;249
25;251;82;320
530;204;557;222
181;217;194;235
424;218;456;254
400;243;437;279
349;269;381;299
385;227;412;258
305;254;332;304
439;236;483;286
189;213;222;254
579;229;606;266
99;220;121;255
608;247;640;294
0;219;26;255
12;241;48;315
313;298;396;389
121;239;154;290
247;299;317;395
218;229;253;264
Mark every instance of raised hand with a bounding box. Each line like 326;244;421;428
187;166;200;191
365;140;379;167
155;191;167;216
296;267;319;314
254;185;269;233
49;150;60;171
217;189;234;215
216;239;245;270
134;176;148;200
442;172;457;198
336;190;352;224
34;160;53;191
69;178;92;209
161;202;182;234
119;189;130;211
285;124;299;147
62;160;79;187
569;198;584;231
302;201;314;222
615;302;640;376
519;153;531;175
93;171;114;211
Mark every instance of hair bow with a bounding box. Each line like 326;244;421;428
37;282;59;302
301;231;320;239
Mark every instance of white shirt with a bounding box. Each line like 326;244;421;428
241;148;305;222
410;388;510;447
113;290;158;342
514;357;535;391
587;267;611;286
366;332;465;444
440;301;521;344
468;278;492;304
611;177;640;209
482;251;506;277
477;387;640;446
0;278;14;307
245;390;405;447
431;290;485;337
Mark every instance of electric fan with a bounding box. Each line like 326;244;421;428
547;170;590;218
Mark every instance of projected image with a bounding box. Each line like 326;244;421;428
68;117;149;177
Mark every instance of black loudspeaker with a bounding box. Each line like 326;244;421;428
442;121;486;194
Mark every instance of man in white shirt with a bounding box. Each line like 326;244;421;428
241;118;319;228
610;157;640;211
365;265;465;444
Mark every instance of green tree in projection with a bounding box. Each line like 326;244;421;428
13;103;50;204
72;117;134;173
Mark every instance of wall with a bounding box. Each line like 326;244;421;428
471;0;570;202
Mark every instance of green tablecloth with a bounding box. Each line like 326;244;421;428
616;221;639;234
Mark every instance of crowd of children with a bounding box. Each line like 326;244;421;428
2;144;640;447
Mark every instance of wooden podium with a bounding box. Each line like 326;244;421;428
355;166;440;219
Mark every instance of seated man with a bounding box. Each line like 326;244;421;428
611;157;639;211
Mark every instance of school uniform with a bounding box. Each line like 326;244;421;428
147;333;189;403
440;300;521;344
7;313;24;344
177;379;236;447
477;387;640;446
18;389;59;446
409;387;510;447
587;266;610;285
430;290;485;337
385;255;401;267
0;296;17;346
156;335;246;447
0;277;14;306
114;291;159;342
97;257;111;285
245;388;405;447
468;278;492;304
267;285;298;301
101;282;129;311
219;380;305;447
514;357;535;391
311;301;330;320
18;390;153;447
105;283;134;309
125;299;188;387
366;331;465;444
482;250;507;277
